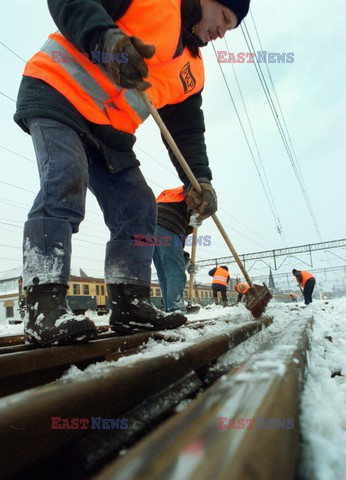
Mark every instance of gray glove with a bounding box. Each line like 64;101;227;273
184;178;217;221
103;30;155;90
187;263;199;275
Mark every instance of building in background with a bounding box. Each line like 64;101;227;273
0;267;22;324
0;269;236;323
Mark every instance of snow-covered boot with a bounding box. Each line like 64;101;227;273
108;284;187;335
25;284;97;346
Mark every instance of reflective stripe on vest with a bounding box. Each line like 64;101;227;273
212;267;229;287
156;186;184;204
24;32;147;133
300;271;314;288
23;0;204;134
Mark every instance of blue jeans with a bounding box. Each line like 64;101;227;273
23;117;156;287
153;225;186;312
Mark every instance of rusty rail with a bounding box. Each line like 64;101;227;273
94;317;313;480
0;317;273;478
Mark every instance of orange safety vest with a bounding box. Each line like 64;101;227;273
235;282;249;294
156;186;184;204
23;0;205;134
212;267;229;287
296;270;315;288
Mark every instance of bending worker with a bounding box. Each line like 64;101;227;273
208;265;230;307
14;0;250;345
292;269;316;305
235;281;249;304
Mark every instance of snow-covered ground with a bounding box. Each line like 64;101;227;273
1;297;345;479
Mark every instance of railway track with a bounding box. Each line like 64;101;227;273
0;313;313;480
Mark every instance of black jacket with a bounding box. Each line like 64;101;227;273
157;200;193;238
14;0;212;186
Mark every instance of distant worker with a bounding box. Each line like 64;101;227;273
289;292;298;303
292;269;315;305
235;281;249;304
208;265;230;307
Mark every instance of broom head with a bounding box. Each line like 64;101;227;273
245;283;272;318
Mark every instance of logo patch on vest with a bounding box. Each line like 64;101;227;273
179;62;196;94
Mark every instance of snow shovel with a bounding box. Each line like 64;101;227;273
139;91;272;318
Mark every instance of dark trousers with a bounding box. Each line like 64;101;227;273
212;285;227;303
23;118;157;288
237;293;244;304
304;278;315;305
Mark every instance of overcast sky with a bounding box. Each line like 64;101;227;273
0;0;345;291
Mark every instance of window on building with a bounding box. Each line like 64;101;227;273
101;285;105;295
184;290;188;297
73;284;80;295
6;306;14;318
83;284;89;295
209;291;213;297
200;291;204;298
155;288;161;297
150;288;153;296
96;285;100;295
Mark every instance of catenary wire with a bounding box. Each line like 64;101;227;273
211;42;285;243
240;19;323;242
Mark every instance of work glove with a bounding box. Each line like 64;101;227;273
103;30;155;90
187;263;199;275
184;178;217;221
189;212;202;228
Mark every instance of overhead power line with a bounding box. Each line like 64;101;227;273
0;90;16;102
0;40;26;62
212;42;286;244
224;37;286;246
240;18;323;242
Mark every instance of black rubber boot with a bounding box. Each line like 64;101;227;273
25;284;98;346
108;284;187;335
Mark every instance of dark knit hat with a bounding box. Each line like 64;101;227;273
216;0;251;27
292;269;297;275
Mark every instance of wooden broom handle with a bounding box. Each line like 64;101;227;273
139;91;253;288
188;227;198;304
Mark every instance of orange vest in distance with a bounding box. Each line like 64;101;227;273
296;270;315;288
212;267;229;287
235;282;249;294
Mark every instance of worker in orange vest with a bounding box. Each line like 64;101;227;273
235;281;249;304
153;186;198;313
208;266;230;307
292;269;316;305
14;0;249;345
